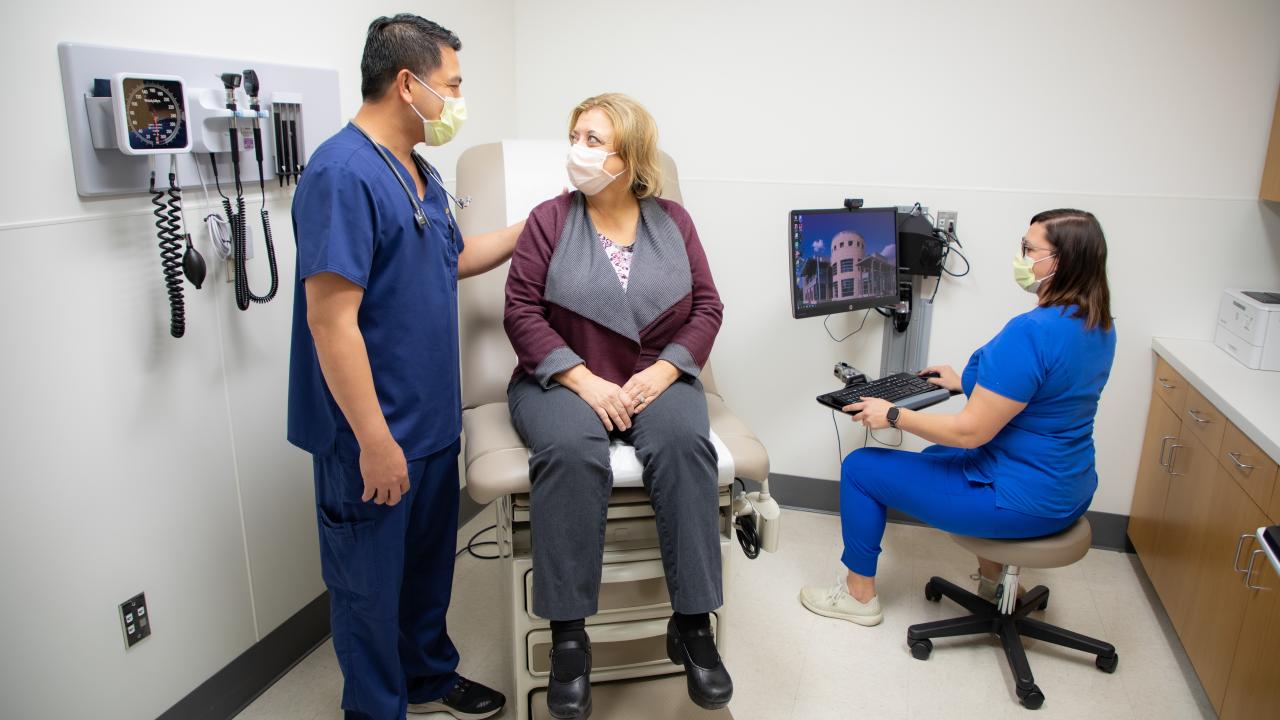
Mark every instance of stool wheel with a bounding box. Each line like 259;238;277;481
909;638;933;660
1096;652;1118;674
1017;684;1045;710
924;581;942;603
1037;596;1049;612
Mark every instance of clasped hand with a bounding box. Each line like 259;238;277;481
563;361;680;431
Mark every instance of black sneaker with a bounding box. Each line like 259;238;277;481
408;676;506;719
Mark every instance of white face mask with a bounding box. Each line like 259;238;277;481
408;73;466;146
566;143;623;195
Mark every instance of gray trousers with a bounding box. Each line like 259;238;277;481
508;373;723;621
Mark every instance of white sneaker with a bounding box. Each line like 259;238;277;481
799;578;883;626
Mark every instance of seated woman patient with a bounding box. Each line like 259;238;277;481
801;209;1116;625
504;93;731;718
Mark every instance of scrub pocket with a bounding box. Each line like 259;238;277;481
317;508;379;599
315;456;380;600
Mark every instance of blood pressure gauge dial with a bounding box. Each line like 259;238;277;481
111;73;192;155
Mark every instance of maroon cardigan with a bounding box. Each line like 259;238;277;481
504;192;723;388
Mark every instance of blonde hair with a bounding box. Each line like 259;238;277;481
569;93;664;199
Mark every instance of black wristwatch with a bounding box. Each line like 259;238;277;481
887;406;901;428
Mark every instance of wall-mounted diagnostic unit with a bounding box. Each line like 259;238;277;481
58;43;340;339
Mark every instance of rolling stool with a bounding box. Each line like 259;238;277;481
905;517;1118;709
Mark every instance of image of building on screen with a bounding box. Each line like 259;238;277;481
793;212;897;311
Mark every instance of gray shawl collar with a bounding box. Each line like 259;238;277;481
544;192;692;343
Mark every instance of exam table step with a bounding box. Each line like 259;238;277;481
530;673;734;719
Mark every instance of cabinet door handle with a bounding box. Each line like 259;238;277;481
1244;549;1271;591
1187;409;1211;425
1158;436;1177;467
1234;532;1254;574
1157;377;1175;390
1226;452;1255;472
1166;444;1187;476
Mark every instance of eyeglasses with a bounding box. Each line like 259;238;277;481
1020;239;1053;258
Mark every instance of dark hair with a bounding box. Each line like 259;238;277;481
1030;208;1113;331
361;15;461;101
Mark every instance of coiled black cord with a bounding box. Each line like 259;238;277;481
219;143;280;310
231;194;251;311
253;208;279;304
251;153;279;304
151;173;186;338
228;199;278;307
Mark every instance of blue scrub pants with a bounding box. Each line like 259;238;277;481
840;445;1084;576
313;439;462;720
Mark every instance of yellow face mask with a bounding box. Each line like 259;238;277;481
1012;252;1056;293
409;73;467;146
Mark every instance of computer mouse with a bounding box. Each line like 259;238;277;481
918;371;941;379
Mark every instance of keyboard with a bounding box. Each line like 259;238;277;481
816;372;953;412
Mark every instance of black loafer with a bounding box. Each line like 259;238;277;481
547;638;592;719
407;675;505;719
666;617;733;709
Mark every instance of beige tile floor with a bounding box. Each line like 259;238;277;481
238;508;1214;720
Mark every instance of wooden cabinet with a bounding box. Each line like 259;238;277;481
1152;433;1219;634
1179;466;1268;712
1222;421;1278;512
1182;385;1226;457
1129;350;1279;713
1271;469;1280;522
1129;395;1180;559
1262;85;1280;202
1153;355;1188;417
1220;551;1280;720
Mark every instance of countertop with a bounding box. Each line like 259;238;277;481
1153;337;1280;462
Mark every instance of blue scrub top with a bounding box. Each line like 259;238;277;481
959;305;1116;518
287;123;464;461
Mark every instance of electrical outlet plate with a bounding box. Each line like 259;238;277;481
936;211;958;235
120;592;151;648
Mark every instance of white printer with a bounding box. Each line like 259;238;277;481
1214;289;1280;371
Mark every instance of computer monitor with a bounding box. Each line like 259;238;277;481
789;206;900;319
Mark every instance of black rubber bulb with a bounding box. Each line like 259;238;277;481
183;234;207;289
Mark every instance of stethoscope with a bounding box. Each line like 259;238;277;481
349;122;470;236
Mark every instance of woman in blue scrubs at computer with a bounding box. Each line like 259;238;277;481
799;209;1116;626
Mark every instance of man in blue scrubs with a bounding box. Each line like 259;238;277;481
288;15;523;720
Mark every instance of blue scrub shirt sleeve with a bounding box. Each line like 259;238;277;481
293;162;378;288
975;314;1045;403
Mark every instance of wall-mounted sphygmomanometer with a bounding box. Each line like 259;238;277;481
110;73;192;155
